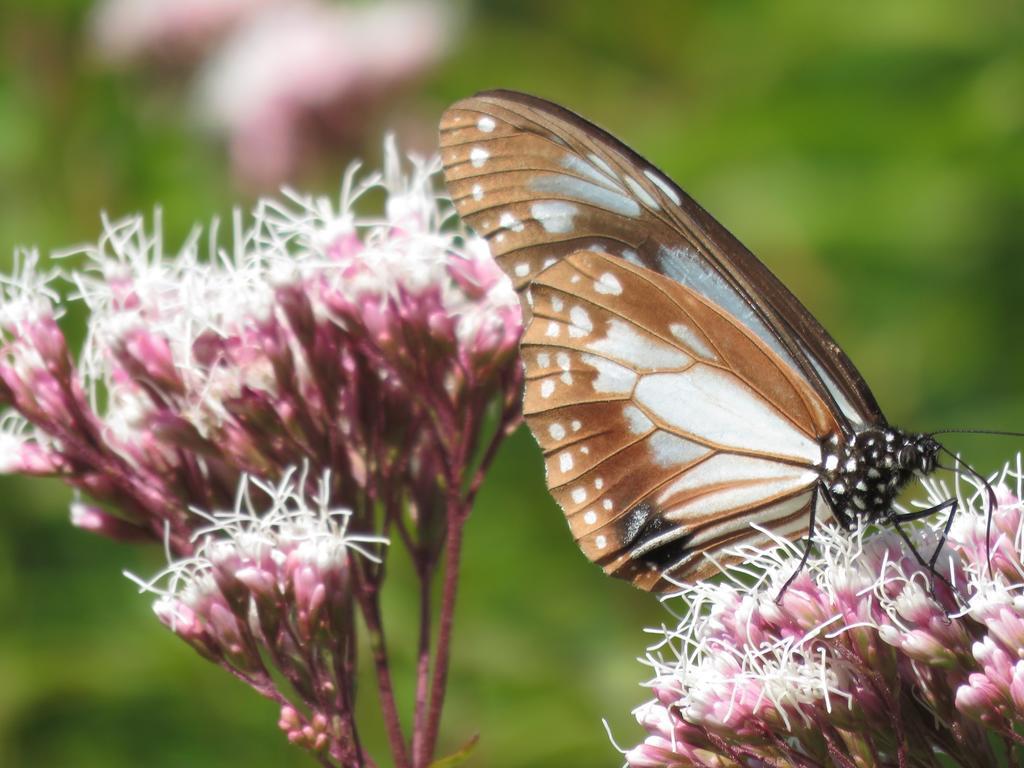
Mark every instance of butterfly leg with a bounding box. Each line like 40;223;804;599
774;487;822;602
887;511;965;608
890;497;958;568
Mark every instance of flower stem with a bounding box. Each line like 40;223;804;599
411;558;433;766
419;500;466;766
355;569;411;768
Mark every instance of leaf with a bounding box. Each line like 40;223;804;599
428;733;480;768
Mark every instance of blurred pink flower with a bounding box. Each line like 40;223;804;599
91;0;282;63
626;462;1024;767
90;0;456;188
196;0;454;187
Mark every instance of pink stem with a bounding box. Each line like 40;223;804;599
355;568;411;768
410;559;433;765
418;499;466;765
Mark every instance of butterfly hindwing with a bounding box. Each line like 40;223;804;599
522;250;838;590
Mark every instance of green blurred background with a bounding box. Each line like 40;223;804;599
1;1;1023;766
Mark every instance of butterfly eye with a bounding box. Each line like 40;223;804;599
917;437;939;473
897;445;915;467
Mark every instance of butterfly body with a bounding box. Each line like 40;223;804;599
820;429;939;529
440;90;946;591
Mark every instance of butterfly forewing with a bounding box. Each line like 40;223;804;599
439;90;888;590
520;249;837;590
440;90;884;430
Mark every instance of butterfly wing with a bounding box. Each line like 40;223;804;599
440;89;883;432
521;249;836;589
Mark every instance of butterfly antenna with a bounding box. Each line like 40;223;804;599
929;428;1024;439
937;444;998;577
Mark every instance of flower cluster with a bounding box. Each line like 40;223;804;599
0;138;519;551
133;468;386;765
0;139;522;767
627;459;1024;768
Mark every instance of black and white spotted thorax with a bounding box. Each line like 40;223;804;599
819;428;940;529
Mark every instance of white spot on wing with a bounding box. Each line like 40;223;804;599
559;452;574;473
551;296;564;312
647;432;709;468
625;175;661;210
472;184;484;201
595;535;608;550
669;323;716;360
549;423;566;440
657;455;810;506
586;319;690;369
644;169;682;205
477;116;496;133
545;321;560;338
561;155;621;191
658;497;812;562
571;419;582;432
500;212;524;232
584;510;597;525
593;272;623;296
808;353;867;429
621;249;642;266
581;353;636;393
514;262;530;277
540;379;555;398
470;147;489;168
588;154;617;180
530;201;578;233
569;306;593;338
623;404;654;434
572;487;587;504
635;368;820;464
529;175;641;218
537;352;551;368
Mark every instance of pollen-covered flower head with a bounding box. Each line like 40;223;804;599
0;138;522;554
627;458;1024;767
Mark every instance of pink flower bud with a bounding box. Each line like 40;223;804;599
956;673;1004;719
70;502;149;542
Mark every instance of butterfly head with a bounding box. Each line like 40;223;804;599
898;433;941;477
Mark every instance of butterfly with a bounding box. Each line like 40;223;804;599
439;90;962;592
